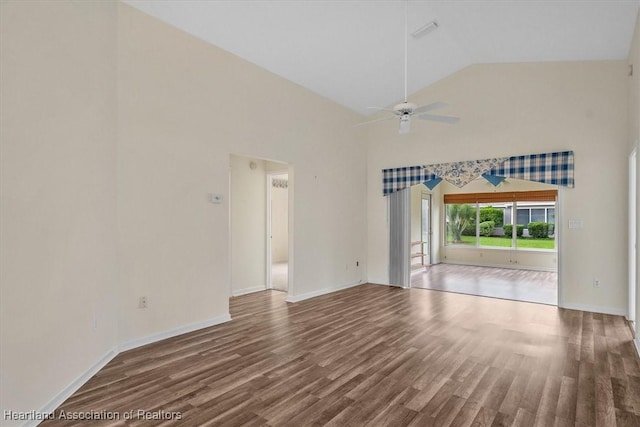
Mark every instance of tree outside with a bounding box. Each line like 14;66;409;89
446;204;475;243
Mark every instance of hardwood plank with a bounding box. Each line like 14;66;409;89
575;362;596;425
38;285;639;427
431;395;467;427
519;371;546;415
595;374;616;426
470;406;497;427
511;407;536;427
364;404;418;427
555;376;578;422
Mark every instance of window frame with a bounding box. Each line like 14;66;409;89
444;190;557;252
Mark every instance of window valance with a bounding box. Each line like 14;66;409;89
382;150;574;196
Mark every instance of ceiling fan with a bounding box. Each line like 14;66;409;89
359;1;460;134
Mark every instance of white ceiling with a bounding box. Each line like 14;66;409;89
124;0;640;116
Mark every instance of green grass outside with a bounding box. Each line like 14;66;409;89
452;235;555;250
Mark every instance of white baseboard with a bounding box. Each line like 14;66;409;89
20;314;233;426
27;347;119;427
232;286;266;297
559;302;627;316
118;313;231;352
366;281;408;289
442;260;556;272
285;280;362;303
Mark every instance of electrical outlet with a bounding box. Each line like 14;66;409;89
139;296;148;309
593;279;600;288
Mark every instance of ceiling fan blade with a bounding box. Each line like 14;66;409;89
355;115;396;127
412;101;448;114
416;113;460;124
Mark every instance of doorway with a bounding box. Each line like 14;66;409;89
408;180;559;306
229;155;291;297
410;189;431;271
267;173;289;292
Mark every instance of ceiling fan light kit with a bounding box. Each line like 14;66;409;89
358;0;460;134
399;114;411;134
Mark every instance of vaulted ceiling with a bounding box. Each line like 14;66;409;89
124;0;640;116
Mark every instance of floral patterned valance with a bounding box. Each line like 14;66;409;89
423;157;508;188
382;150;574;196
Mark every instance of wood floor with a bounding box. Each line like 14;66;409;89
411;264;557;306
271;261;288;292
42;285;639;426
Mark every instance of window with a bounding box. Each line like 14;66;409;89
444;190;557;251
515;201;555;250
517;209;529;225
531;208;545;223
548;208;555;224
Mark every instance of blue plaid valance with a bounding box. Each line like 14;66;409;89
486;151;574;188
382;150;574;196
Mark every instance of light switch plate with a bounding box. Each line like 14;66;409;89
568;219;583;229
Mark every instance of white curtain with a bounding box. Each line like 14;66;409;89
389;188;411;287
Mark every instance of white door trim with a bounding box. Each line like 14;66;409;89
266;174;274;290
629;146;637;326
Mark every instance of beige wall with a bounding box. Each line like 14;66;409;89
630;10;640;338
230;156;267;295
1;1;367;419
367;61;629;313
0;1;118;422
117;3;366;343
630;12;640;152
